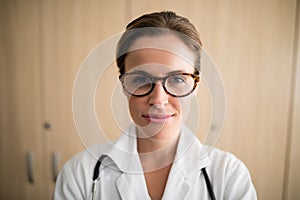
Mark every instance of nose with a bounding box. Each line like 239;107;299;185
148;82;168;106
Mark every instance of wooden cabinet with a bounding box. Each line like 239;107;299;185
0;0;299;199
39;0;127;195
0;0;46;199
0;0;127;199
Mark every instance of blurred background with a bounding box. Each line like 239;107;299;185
0;0;299;199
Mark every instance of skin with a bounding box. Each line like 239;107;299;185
124;34;196;147
123;34;197;200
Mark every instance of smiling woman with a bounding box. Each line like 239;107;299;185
54;11;257;200
122;40;197;140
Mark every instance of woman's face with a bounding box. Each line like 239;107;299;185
123;34;197;140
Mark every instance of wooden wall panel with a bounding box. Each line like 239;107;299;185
39;0;128;197
285;0;300;198
0;0;46;199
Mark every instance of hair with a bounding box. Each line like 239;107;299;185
116;11;203;75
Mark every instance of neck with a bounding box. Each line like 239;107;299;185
137;128;181;172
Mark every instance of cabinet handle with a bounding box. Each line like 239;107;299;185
26;152;34;184
52;152;60;183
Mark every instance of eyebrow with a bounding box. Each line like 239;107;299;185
166;70;185;75
130;69;185;76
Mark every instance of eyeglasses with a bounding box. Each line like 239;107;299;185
119;71;200;97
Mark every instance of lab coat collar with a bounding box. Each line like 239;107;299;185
104;124;150;199
101;124;142;173
103;124;211;199
161;125;210;199
115;170;150;199
102;124;211;174
173;125;211;176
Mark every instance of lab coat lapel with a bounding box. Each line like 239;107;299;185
104;124;150;199
104;124;141;173
162;125;210;199
162;169;190;199
104;124;211;199
116;171;150;200
115;142;149;199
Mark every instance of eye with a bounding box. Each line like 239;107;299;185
167;75;186;84
131;74;151;84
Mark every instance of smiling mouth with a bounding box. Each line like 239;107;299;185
142;113;175;123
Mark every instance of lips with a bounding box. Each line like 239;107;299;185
142;113;175;123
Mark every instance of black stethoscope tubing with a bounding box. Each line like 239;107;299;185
92;155;216;200
201;168;216;200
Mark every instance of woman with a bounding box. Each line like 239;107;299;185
54;11;257;200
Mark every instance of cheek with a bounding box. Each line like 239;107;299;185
128;96;146;117
171;98;182;113
178;97;192;121
128;97;138;115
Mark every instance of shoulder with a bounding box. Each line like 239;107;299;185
62;142;110;171
208;148;246;172
207;147;251;181
206;147;257;199
53;142;113;199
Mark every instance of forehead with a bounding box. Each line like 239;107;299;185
124;35;195;74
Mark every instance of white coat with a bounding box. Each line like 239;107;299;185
54;125;257;200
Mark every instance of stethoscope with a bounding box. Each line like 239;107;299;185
92;155;216;200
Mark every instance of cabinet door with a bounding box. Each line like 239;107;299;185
130;0;297;199
0;0;47;199
39;0;128;197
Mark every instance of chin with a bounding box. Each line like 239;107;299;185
135;120;182;140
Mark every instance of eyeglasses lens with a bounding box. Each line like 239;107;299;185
121;73;197;97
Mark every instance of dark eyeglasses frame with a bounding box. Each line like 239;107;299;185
119;71;200;97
